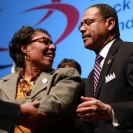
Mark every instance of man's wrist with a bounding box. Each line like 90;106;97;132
105;104;113;120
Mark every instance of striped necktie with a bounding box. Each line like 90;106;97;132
93;55;103;96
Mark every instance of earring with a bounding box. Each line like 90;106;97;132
25;54;30;62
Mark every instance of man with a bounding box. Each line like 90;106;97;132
76;3;133;133
0;100;45;131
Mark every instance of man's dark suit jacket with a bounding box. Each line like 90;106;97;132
0;100;19;131
84;38;133;133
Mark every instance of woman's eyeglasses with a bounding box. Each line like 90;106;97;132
30;37;55;46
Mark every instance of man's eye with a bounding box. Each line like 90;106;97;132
85;20;94;25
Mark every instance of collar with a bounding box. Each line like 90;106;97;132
99;39;116;59
19;68;41;82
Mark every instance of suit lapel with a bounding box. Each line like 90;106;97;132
95;38;122;97
95;54;114;97
2;73;19;100
30;70;53;98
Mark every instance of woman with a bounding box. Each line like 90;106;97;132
0;26;81;133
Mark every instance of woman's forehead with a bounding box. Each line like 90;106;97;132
32;31;51;40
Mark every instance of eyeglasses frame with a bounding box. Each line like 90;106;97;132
30;37;55;46
78;17;106;30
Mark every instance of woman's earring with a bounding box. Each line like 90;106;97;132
25;54;30;62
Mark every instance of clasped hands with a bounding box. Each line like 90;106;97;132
17;101;47;131
76;96;112;122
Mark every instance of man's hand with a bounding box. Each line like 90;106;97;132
17;101;46;130
76;96;112;122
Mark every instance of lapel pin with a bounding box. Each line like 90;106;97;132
42;78;48;84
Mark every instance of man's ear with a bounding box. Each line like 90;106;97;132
106;17;115;31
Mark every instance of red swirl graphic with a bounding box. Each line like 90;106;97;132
0;1;79;70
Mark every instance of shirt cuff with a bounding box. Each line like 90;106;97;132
112;109;119;127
